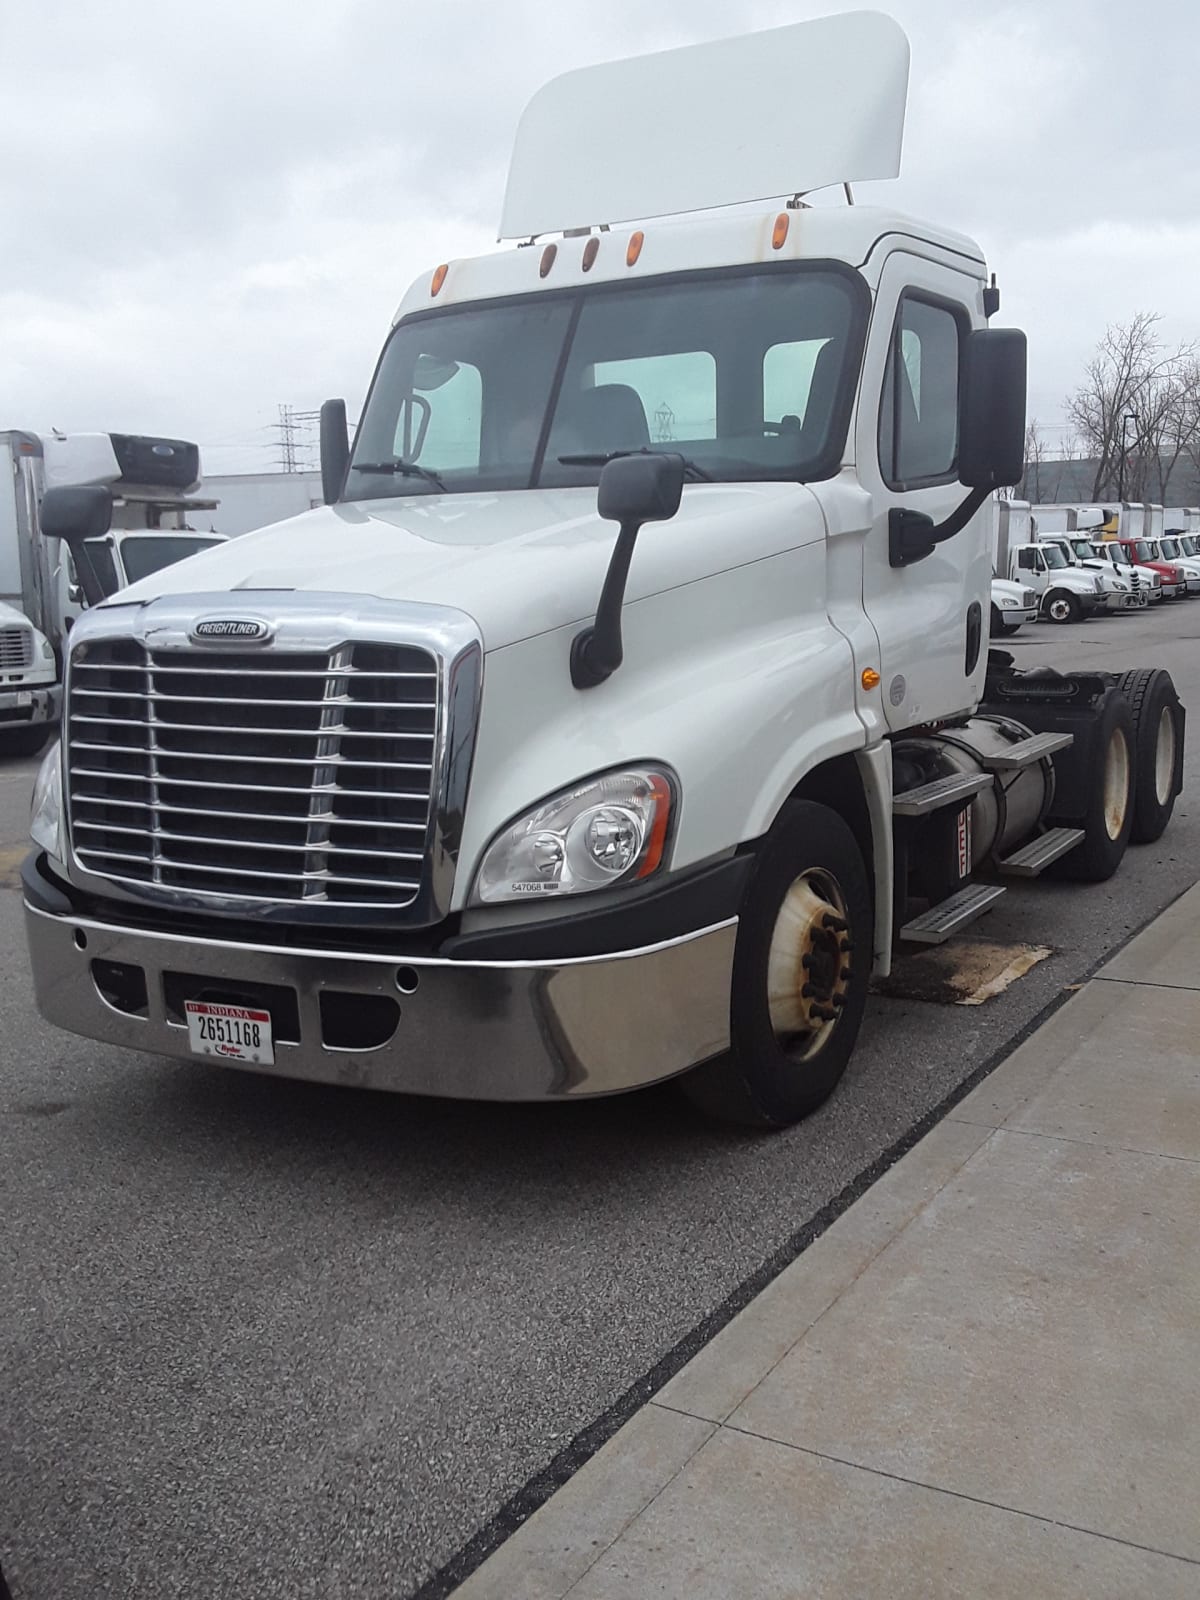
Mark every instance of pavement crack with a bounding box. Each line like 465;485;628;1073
717;1426;1200;1568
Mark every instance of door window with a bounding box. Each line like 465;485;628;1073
878;296;963;488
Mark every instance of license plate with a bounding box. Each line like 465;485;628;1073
185;1000;274;1065
16;691;31;707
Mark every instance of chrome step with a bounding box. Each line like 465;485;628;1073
899;884;1007;945
980;732;1074;770
997;826;1085;877
892;772;990;818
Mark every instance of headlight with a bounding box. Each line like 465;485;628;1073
1000;597;1019;609
1113;580;1129;592
39;635;54;660
471;766;675;905
30;740;64;860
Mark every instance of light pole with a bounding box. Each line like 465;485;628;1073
1117;410;1137;501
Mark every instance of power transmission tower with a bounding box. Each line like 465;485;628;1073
274;404;322;472
274;403;299;472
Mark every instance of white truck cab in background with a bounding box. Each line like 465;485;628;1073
21;13;1187;1129
1028;505;1139;613
994;500;1103;623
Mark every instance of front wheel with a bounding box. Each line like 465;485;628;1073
1043;589;1081;625
680;800;872;1129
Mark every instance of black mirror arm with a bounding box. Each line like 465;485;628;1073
571;518;642;689
889;485;993;569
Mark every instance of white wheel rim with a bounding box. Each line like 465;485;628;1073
1104;728;1132;841
1154;705;1176;807
1049;597;1070;621
766;868;850;1063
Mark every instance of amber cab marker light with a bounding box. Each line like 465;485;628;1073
582;236;600;271
626;230;645;267
861;668;881;690
772;212;790;249
430;263;449;297
539;243;558;278
635;773;673;879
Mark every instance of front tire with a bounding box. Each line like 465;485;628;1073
1043;589;1081;625
681;800;871;1129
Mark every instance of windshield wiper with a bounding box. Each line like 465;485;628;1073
557;448;713;482
351;459;447;491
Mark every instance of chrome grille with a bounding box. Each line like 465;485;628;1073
1021;588;1037;608
0;624;34;670
65;639;439;907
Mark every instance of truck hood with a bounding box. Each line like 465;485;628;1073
0;599;33;629
111;483;821;650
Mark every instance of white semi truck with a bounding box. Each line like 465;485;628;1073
22;14;1186;1128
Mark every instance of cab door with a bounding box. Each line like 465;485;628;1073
856;249;991;732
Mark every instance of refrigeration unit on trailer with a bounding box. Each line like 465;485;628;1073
22;12;1186;1128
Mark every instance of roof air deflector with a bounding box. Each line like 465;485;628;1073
499;11;909;240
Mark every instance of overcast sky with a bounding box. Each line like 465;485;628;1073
4;0;1197;475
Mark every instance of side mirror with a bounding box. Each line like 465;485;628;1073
572;453;685;689
958;328;1027;490
597;452;685;525
39;486;114;604
320;398;350;505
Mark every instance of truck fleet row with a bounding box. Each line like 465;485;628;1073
989;499;1200;636
16;13;1189;1131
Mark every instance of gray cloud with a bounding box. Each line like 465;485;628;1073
3;0;1195;470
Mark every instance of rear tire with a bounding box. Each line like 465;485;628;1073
1043;589;1081;625
680;800;871;1129
1112;668;1183;843
1051;690;1135;881
0;723;51;759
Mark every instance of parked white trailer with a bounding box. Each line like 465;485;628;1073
191;471;324;538
994;500;1104;622
23;12;1187;1129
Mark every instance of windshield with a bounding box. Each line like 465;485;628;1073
1069;539;1095;559
1133;541;1155;562
119;535;224;585
1042;544;1069;569
346;265;866;499
1159;537;1181;558
1182;535;1199;556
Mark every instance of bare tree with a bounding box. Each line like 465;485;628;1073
1065;313;1199;501
1016;419;1050;502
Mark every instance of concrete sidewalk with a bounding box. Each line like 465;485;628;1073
456;886;1200;1599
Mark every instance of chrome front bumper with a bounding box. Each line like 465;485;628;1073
24;900;736;1100
1101;591;1146;611
0;683;59;726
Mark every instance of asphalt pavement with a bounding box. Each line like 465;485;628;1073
2;604;1199;1599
